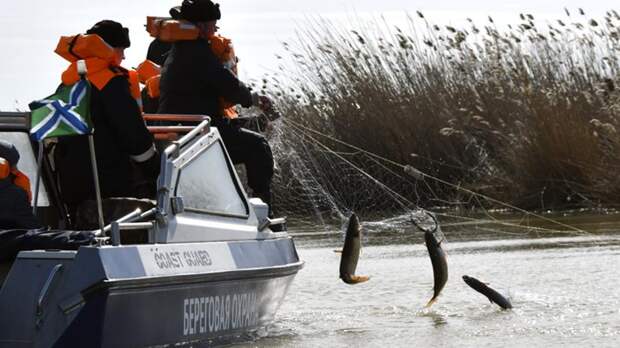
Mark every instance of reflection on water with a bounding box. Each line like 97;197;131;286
417;309;449;327
231;212;620;347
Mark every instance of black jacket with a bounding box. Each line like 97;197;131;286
55;75;156;205
158;39;253;118
0;177;40;229
146;39;172;66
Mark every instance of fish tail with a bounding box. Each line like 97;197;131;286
340;273;370;284
351;275;370;283
425;296;437;308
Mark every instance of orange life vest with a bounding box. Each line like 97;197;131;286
136;60;162;99
12;168;32;203
56;34;142;108
127;70;143;110
146;17;166;37
210;35;238;118
0;157;32;203
136;59;161;84
56;34;116;63
146;17;200;42
0;158;9;180
145;76;161;99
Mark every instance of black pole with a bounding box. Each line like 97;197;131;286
88;134;105;234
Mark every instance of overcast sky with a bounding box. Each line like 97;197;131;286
0;0;613;110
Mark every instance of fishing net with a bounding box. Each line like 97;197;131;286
259;116;443;237
240;113;593;240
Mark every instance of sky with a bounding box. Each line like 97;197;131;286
0;0;614;110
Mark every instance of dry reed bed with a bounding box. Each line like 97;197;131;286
265;9;620;213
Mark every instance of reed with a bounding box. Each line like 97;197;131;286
265;9;620;213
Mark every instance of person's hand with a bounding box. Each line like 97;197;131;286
257;95;273;112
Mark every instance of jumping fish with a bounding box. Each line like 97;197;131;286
462;275;512;310
425;230;448;307
339;213;370;284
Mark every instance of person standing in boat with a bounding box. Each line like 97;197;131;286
53;20;160;222
158;0;277;216
141;36;171;113
0;141;41;229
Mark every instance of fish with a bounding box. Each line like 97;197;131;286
462;275;512;310
339;213;370;284
425;229;448;307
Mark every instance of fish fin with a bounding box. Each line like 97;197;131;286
425;296;437;308
333;249;343;253
340;274;370;284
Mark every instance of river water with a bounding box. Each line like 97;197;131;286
235;213;620;347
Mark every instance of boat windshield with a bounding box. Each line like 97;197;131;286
175;140;248;217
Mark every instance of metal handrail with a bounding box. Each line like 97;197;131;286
155;117;211;238
37;264;63;317
116;222;155;229
147;126;195;133
164;119;210;157
93;208;141;236
93;207;157;237
0;111;29;130
145;114;210;147
110;221;155;246
143;114;210;123
258;217;288;232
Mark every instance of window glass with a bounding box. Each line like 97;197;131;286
1;132;50;206
175;141;247;216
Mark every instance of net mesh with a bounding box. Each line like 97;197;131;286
233;102;597;240
235;114;594;240
264;117;446;237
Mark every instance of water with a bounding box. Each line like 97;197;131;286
233;215;620;347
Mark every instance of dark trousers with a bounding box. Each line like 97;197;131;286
215;119;274;214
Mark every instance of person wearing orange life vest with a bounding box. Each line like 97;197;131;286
142;32;172;113
158;0;277;216
53;20;159;221
0;140;41;229
141;13;238;117
141;36;238;116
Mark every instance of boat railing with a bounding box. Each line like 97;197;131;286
109;221;156;246
142;114;210;123
0;111;29;131
258;217;288;232
93;207;157;237
143;113;210;141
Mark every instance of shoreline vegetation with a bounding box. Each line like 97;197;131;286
265;8;620;219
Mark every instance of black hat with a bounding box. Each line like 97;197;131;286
0;140;19;167
175;0;221;23
86;20;130;48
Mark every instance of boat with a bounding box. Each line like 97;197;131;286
0;111;303;347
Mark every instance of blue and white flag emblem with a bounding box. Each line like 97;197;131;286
29;79;92;141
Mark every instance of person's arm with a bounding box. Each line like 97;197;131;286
197;45;254;107
99;76;159;178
